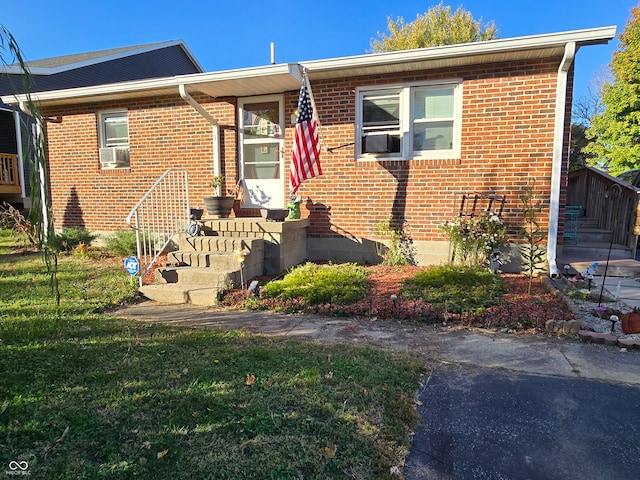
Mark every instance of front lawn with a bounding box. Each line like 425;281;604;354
0;231;425;479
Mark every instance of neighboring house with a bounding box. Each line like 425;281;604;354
1;27;616;275
0;40;203;209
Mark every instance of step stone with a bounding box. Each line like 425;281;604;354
577;229;615;243
154;266;235;287
178;234;252;253
139;283;222;306
561;244;632;260
168;251;239;269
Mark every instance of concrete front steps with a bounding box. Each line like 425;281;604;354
139;235;264;307
138;217;310;306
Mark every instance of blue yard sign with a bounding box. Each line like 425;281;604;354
124;256;139;276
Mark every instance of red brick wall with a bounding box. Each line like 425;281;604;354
295;58;564;243
42;56;569;245
43;93;238;231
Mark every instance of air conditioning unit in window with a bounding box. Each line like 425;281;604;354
99;147;129;168
363;134;391;154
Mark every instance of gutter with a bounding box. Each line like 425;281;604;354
547;41;576;278
178;84;221;180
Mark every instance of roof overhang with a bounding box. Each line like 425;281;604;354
301;26;617;80
1;40;204;75
1;63;304;107
1;26;616;109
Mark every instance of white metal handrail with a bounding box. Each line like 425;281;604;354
126;168;190;284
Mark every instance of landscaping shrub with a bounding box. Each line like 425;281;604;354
53;227;97;252
376;216;416;266
105;229;138;256
261;262;370;305
439;213;508;267
400;265;504;312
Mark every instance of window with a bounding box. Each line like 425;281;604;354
98;110;130;169
357;81;461;160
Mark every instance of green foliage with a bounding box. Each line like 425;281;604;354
105;229;138;256
400;265;504;312
371;2;497;52
53;227;97;252
570;123;596;171
519;183;547;294
376;216;416;266
261;262;370;305
439;213;508;267
585;7;640;175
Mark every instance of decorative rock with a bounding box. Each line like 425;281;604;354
578;330;618;345
578;330;593;342
618;338;640;350
568;320;582;335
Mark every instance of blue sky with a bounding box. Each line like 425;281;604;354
1;0;636;101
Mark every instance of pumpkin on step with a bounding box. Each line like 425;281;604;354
621;309;640;334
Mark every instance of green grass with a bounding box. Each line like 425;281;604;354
0;231;424;479
400;265;504;312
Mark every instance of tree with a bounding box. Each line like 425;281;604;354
585;6;640;175
371;2;497;52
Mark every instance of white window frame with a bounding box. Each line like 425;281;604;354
97;109;130;169
356;80;462;161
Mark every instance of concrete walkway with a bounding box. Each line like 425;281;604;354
600;275;640;310
109;301;640;385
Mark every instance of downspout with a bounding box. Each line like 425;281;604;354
547;41;576;278
18;101;49;236
178;84;221;180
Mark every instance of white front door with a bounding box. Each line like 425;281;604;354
238;96;285;209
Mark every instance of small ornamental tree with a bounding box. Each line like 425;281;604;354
519;182;547;294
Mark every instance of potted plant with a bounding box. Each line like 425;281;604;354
203;175;235;218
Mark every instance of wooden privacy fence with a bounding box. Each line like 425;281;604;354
567;167;640;252
0;153;21;194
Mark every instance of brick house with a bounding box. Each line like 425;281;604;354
0;40;203;209
1;26;616;279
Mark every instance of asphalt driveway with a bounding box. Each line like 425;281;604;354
403;368;640;479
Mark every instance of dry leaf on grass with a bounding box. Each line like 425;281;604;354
245;374;256;386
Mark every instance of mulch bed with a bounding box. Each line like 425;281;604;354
219;265;575;333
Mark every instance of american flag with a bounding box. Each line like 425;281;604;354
290;75;321;193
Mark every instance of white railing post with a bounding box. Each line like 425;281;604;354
125;168;190;285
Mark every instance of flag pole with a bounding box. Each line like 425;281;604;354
301;69;329;153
